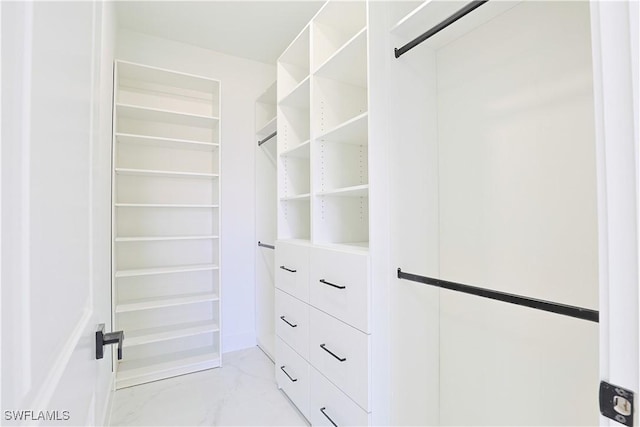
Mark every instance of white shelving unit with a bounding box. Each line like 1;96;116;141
255;82;278;361
275;2;374;426
112;60;222;389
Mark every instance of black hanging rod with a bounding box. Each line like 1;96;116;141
258;241;275;250
397;268;599;323
394;0;489;58
258;131;277;146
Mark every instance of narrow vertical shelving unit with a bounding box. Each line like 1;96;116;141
255;81;278;360
277;26;312;242
112;60;222;389
311;1;369;248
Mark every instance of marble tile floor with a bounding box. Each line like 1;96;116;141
109;347;309;426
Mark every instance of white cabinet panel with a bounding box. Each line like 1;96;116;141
276;337;310;420
309;367;370;427
309;247;369;332
275;289;310;359
275;241;311;302
309;307;370;411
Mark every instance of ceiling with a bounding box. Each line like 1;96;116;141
116;1;325;64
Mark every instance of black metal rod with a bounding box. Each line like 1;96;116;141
319;279;346;290
320;408;338;427
258;241;275;250
397;268;599;323
394;0;489;58
258;131;277;146
280;265;296;273
320;344;347;362
280;315;298;328
280;366;298;382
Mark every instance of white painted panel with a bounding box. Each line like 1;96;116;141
440;291;598;425
275;337;310;420
309;367;370;427
437;1;598;309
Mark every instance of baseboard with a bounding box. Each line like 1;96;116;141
222;332;256;353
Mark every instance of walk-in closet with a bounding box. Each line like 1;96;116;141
1;1;637;426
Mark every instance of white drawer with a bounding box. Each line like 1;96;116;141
309;307;370;411
275;288;310;360
276;241;310;302
309;367;370;427
309;247;370;332
276;337;310;419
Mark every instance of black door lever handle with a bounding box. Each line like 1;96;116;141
96;323;124;360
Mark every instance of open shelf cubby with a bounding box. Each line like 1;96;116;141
278;26;310;102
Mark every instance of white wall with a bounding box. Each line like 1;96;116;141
116;29;276;353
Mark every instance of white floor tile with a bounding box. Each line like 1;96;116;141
109;347;308;426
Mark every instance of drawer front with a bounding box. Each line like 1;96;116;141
276;241;310;302
309;367;370;427
309;247;369;332
275;289;310;359
309;307;370;411
276;337;310;419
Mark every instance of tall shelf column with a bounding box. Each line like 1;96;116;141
112;60;222;389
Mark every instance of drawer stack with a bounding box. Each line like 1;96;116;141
275;240;371;426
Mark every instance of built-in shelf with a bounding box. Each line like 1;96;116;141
314;28;367;88
115;263;219;278
316;112;368;145
278;76;310;108
115;235;219;242
116;133;218;151
116;103;219;129
115;203;219;208
118;60;220;93
280;140;310;158
116;292;219;313
317;184;369;198
257;116;277;137
116;348;220;388
124;320;220;348
280;193;311;201
115;168;218;179
316;241;370;252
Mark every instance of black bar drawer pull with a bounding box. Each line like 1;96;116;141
280;365;298;382
320;407;338;427
96;323;124;360
280;315;298;328
280;265;297;273
319;279;346;289
320;343;347;362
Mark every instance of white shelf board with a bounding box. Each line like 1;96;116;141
256;116;277;136
280;193;311;201
116;292;219;313
115;168;218;179
316;241;370;252
124;320;220;348
115;235;219;242
116;133;218;151
116;347;220;389
115;203;219;208
278;76;310;108
118;60;220;93
316;184;369;198
256;82;277;105
280;140;310;158
314;27;368;88
316;112;368;145
115;263;219;278
116;103;219;129
391;1;519;50
277;238;312;247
